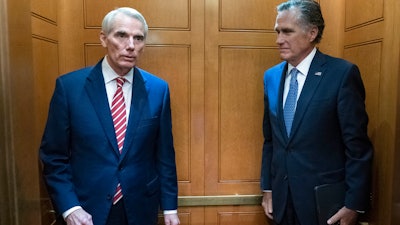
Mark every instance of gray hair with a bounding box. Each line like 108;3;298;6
277;0;325;44
101;7;149;37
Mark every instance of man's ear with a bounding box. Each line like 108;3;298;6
99;31;107;47
309;26;318;43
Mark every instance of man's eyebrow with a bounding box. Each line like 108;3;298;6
277;28;294;33
115;30;128;35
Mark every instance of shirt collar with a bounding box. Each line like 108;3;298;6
287;47;317;76
102;56;134;84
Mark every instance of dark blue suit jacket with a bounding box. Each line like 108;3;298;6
40;59;178;225
261;50;373;225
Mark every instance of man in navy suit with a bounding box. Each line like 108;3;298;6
40;7;180;225
260;1;373;225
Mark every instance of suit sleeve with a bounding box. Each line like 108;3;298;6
156;84;178;210
337;64;373;211
261;71;274;190
39;78;80;215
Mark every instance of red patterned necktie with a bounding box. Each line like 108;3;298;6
111;77;126;204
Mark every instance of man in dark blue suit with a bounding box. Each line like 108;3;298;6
40;7;180;225
260;1;373;225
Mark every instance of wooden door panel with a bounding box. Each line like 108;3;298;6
31;0;57;22
84;44;106;66
345;0;383;28
205;46;281;195
344;42;382;224
218;47;277;183
205;206;270;225
32;37;60;225
159;207;205;225
139;45;192;189
344;42;381;137
204;0;281;198
84;0;190;30
220;0;281;31
202;1;281;223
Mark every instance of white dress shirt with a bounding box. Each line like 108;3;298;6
102;56;133;122
283;47;317;109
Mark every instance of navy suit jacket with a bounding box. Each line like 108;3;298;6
261;50;373;225
40;59;178;225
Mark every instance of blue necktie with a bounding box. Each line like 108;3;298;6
284;68;298;136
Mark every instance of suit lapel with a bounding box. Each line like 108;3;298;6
120;67;147;160
290;51;327;138
85;60;120;156
277;63;290;141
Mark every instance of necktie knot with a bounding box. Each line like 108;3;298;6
116;77;126;88
290;68;298;83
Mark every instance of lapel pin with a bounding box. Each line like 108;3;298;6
315;72;322;76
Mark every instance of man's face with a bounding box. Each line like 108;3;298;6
100;13;146;76
274;9;317;66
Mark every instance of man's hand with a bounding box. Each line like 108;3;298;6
164;213;180;225
261;191;274;219
65;208;93;225
327;206;358;225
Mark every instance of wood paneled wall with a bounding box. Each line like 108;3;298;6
0;2;13;224
31;0;60;223
342;0;400;224
1;0;400;225
0;0;40;224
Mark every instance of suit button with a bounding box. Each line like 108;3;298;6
283;175;288;180
107;194;112;200
118;166;123;171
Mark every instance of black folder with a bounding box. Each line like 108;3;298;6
314;181;346;225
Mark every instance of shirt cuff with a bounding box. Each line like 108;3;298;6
163;210;178;215
62;206;82;219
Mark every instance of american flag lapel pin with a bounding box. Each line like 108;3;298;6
315;72;322;76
